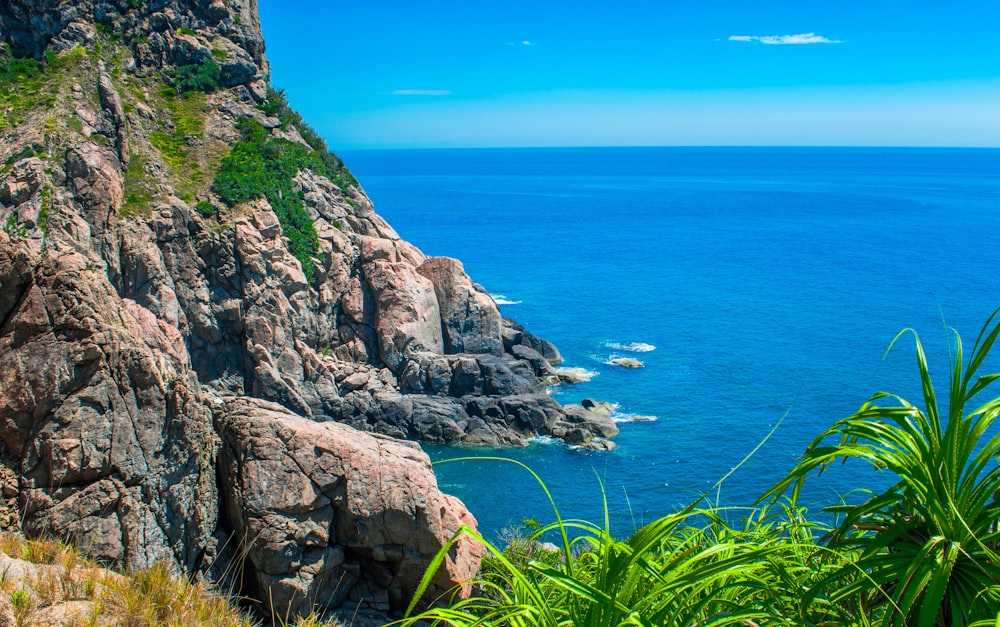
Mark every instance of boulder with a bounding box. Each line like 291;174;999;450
609;357;644;368
216;398;482;618
561;404;620;439
417;257;503;355
363;258;444;373
502;317;563;365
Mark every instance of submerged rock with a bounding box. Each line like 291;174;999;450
610;357;645;368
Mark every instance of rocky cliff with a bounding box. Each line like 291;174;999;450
0;0;616;620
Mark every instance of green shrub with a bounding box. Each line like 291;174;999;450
212;118;321;279
764;309;1000;627
170;58;220;95
263;88;359;194
3;215;27;239
177;27;197;37
195;200;215;218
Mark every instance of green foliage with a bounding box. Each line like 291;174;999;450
68;116;84;133
212;118;322;279
397;459;860;627
195;200;215;218
764;309;1000;627
170;58;221;95
121;152;153;218
37;185;51;234
0;44;47;130
177;27;197;36
149;91;209;202
10;590;29;609
3;215;27;240
262;87;359;194
211;47;228;61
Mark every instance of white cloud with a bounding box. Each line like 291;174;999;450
505;40;534;46
391;89;453;96
728;32;843;45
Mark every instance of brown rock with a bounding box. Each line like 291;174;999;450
363;257;444;373
216;398;482;618
417;257;503;355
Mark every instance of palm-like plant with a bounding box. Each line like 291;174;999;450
395;461;851;626
763;310;1000;626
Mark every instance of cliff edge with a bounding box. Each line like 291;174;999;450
0;0;616;620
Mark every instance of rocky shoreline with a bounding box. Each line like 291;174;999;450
0;0;616;620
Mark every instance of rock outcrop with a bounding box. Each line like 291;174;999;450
216;397;481;616
0;0;615;621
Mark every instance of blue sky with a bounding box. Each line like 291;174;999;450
258;0;1000;149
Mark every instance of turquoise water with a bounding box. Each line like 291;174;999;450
339;147;1000;540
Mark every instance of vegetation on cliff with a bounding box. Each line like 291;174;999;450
211;117;323;277
400;313;1000;627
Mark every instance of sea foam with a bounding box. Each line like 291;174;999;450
490;293;522;305
611;411;658;423
606;341;656;353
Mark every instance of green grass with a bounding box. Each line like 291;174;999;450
0;44;49;130
121;152;153;217
400;311;1000;627
149;90;210;203
762;308;1000;626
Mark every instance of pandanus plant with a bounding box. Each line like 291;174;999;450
763;309;1000;626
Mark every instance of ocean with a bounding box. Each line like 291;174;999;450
339;147;1000;540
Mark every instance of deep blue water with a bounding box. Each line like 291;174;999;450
339;147;1000;540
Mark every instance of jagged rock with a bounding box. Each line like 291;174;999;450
400;352;541;397
560;404;620;440
0;238;217;573
502;317;563;365
0;0;617;621
364;256;444;373
216;398;481;618
417;256;503;355
509;344;561;381
97;71;128;164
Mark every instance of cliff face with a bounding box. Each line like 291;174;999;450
0;0;616;620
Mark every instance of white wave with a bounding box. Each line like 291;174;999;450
606;341;656;353
611;412;658;423
528;435;560;445
490;293;522;305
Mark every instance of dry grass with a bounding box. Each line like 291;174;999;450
0;533;258;626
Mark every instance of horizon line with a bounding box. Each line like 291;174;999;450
338;144;1000;152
